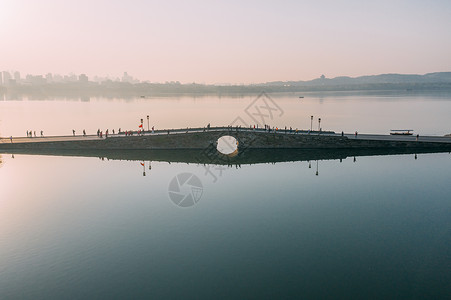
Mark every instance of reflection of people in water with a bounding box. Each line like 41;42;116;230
140;161;146;176
316;160;319;176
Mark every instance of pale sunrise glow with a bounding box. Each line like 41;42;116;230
1;0;451;83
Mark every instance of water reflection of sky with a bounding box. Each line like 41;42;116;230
1;92;451;138
0;151;450;298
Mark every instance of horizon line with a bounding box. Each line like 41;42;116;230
1;70;451;86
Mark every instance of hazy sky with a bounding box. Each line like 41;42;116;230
1;0;451;84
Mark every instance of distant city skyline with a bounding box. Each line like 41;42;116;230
2;70;451;88
1;0;451;84
0;70;143;85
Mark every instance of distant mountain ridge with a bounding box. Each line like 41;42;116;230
262;72;451;87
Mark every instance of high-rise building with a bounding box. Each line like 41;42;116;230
45;73;53;83
79;73;88;83
2;71;11;86
122;72;134;83
0;72;3;85
14;71;20;83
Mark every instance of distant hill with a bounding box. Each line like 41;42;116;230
260;72;451;90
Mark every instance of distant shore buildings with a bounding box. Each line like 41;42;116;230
0;70;143;86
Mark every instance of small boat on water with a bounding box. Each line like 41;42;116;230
390;129;413;136
299;96;304;98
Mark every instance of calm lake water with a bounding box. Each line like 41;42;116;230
1;91;451;137
1;92;451;298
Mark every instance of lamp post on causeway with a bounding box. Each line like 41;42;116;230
318;118;321;132
310;116;313;131
147;115;150;132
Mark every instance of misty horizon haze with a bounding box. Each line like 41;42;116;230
2;70;451;87
1;0;451;84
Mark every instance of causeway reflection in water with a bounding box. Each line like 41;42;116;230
0;150;450;299
0;147;445;167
